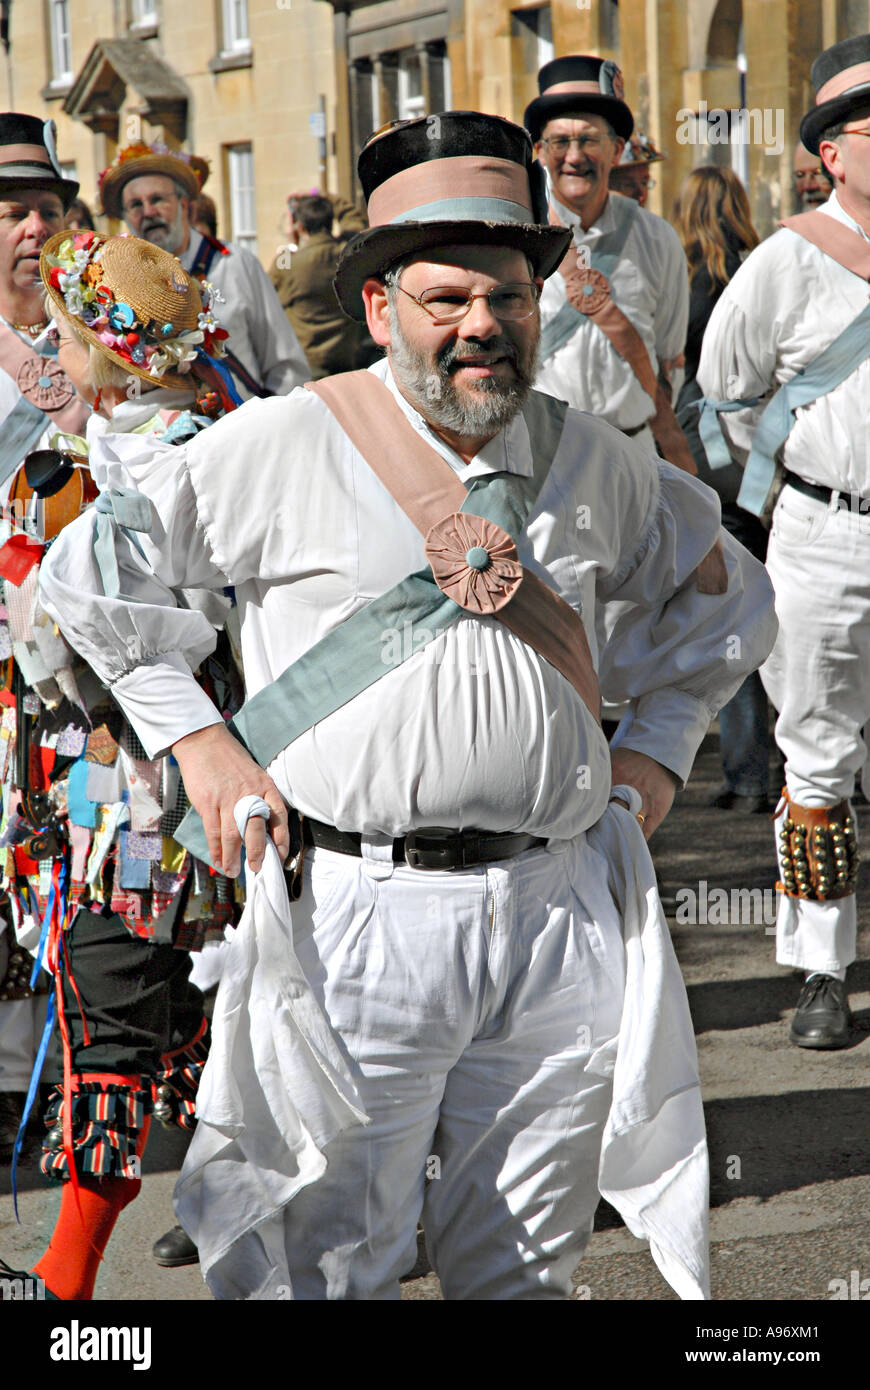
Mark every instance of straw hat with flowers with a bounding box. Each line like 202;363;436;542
99;142;210;219
40;230;228;392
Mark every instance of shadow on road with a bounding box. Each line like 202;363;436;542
685;959;870;1036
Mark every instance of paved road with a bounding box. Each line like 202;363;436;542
2;729;868;1303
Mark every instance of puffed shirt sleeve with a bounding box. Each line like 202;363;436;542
238;246;310;395
596;457;777;784
38;439;229;760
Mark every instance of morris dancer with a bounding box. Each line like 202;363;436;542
698;34;870;1049
41;112;776;1301
100;141;307;399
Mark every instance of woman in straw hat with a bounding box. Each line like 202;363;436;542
0;231;245;1299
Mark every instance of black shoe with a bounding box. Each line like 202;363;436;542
789;974;852;1050
0;1092;25;1162
152;1225;199;1268
707;788;771;813
0;1257;59;1300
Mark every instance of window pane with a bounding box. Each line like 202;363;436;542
50;0;72;83
131;0;159;23
223;0;250;50
228;144;256;257
398;51;425;121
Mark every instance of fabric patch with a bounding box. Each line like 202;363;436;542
56;721;88;758
69;822;91;882
85;757;124;804
158;837;187;874
84;722;119;765
67;758;98;828
85;802;129;884
125;829;162;861
119;830;152;890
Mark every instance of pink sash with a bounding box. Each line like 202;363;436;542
306;372;602;724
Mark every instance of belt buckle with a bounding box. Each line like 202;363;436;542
404;827;465;871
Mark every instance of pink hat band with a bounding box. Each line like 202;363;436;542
817;61;870;104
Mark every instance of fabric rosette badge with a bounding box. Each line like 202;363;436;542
40;230;229;384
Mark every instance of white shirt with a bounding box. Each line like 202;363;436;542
697;190;870;494
39;358;776;841
537;192;689;429
180;231;309;399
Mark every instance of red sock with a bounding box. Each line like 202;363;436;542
33;1117;151;1301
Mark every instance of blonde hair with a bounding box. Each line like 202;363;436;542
673;166;759;288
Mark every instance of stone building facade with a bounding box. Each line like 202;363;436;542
327;0;870;233
0;0;337;269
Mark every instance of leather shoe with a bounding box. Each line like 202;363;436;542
789;973;852;1049
707;788;771;813
152;1225;199;1267
0;1092;24;1162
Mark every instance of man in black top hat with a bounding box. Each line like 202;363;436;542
0;114;86;1165
39;109;775;1299
699;35;870;1048
525;57;692;461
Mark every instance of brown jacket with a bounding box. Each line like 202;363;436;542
268;198;378;379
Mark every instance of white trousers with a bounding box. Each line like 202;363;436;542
212;835;627;1300
762;484;868;974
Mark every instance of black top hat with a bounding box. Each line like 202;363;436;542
800;35;870;155
523;56;634;145
333;111;572;321
0;114;79;209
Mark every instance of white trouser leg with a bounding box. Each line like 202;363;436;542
276;837;625;1301
762;488;870;974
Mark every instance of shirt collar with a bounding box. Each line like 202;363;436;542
178;229;202;273
550;190;616;244
374;357;534;481
821;188;870;243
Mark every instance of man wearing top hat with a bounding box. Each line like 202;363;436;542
0;113;89;1163
100;142;308;399
698;35;870;1049
41;110;775;1300
525;57;691;466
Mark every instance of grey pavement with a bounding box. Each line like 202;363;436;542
2;728;868;1302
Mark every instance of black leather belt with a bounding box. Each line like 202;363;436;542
299;815;546;871
784;471;870;512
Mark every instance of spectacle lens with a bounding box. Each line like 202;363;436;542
544;136;605;155
415;283;540;323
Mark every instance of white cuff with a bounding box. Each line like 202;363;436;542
111;652;224;759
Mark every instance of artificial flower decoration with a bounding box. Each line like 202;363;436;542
424;512;523;614
41;232;228;383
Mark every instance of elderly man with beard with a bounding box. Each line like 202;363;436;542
40;112;776;1300
100;143;307;398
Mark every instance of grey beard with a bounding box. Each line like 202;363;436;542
139;203;187;255
387;302;539;437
